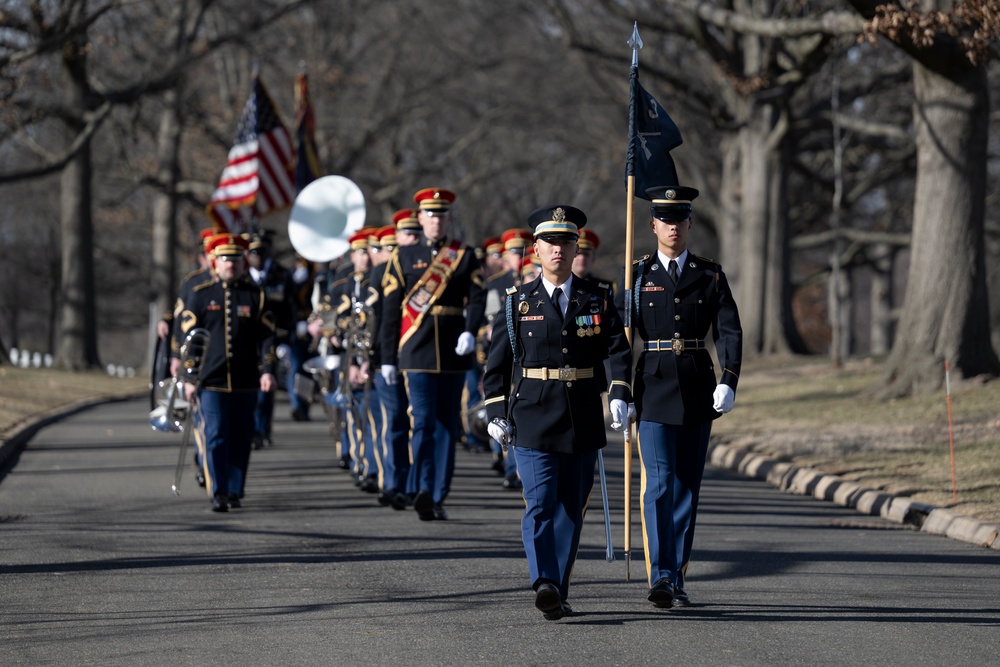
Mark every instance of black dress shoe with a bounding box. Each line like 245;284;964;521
291;408;310;422
535;583;563;620
414;491;434;521
337;455;352;470
501;476;522;490
194;468;206;488
252;433;265;450
211;497;229;513
390;491;408;511
226;494;242;509
432;504;448;520
360;476;379;493
648;578;674;608
672;585;691;607
377;488;396;506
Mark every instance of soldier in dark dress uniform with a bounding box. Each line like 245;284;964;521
483;205;632;621
378;188;486;521
247;229;296;448
616;185;742;609
480;228;532;488
176;233;277;512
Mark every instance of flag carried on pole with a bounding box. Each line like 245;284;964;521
293;71;321;193
207;75;296;233
625;66;682;199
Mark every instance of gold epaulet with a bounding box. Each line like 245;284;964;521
632;254;650;265
505;286;517;295
192;279;214;292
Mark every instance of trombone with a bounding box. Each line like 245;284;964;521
148;327;211;496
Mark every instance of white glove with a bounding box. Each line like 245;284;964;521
296;320;309;339
455;331;476;356
610;399;629;431
381;364;398;386
488;418;512;444
713;384;735;413
628;402;637;423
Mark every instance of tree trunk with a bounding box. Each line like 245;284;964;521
869;242;895;356
54;9;100;371
876;60;999;396
717;133;741;280
151;88;182;326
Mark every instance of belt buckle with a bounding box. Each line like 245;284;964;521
558;367;575;381
673;339;684;356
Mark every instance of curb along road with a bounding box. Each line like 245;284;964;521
3;395;998;552
708;441;1000;551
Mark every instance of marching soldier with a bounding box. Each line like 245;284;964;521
483;205;632;621
176;233;277;512
481;235;505;279
287;253;319;423
480;228;532;487
246;229;296;449
311;229;380;487
378;188;486;521
616;185;742;609
375;211;421;508
573;228;615;294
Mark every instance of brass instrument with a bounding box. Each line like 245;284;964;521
164;327;211;496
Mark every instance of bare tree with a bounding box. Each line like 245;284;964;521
848;0;1000;395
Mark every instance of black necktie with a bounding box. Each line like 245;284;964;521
552;287;564;316
668;259;679;284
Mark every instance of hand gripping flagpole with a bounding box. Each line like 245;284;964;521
622;22;643;583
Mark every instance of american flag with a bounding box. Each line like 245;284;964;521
294;71;322;192
207;76;296;233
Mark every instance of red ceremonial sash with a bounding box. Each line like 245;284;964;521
399;239;466;348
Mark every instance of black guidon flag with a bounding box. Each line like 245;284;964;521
625;66;683;200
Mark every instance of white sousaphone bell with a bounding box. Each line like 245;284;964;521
288;175;367;263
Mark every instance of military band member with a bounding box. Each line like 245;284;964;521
481;235;505;278
177;233;277;512
378;212;422;507
310;230;380;484
369;223;409;509
168;228;219;378
617;185;742;608
483;205;632;621
480;228;532;488
287;253;319;423
247;229;296;449
378;188;486;521
573;228;615;294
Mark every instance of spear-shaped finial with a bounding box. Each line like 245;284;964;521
628;21;643;67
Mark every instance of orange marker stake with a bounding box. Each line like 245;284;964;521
945;360;957;505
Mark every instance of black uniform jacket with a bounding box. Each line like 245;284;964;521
616;252;742;426
252;260;296;342
170;266;214;356
328;268;378;369
378;237;486;373
175;275;277;393
483;275;632;454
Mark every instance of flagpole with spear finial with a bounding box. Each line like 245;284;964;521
621;21;643;583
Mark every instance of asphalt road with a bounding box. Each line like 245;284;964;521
1;395;998;666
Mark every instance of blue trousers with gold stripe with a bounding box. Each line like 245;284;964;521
404;371;464;504
199;389;257;500
514;447;597;601
637;420;712;587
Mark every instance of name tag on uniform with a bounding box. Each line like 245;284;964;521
208;304;221;311
521;316;544;321
237;305;251;317
641;286;665;292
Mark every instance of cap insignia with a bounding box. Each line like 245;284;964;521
665;189;676;200
552;207;566;223
433;191;441;200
